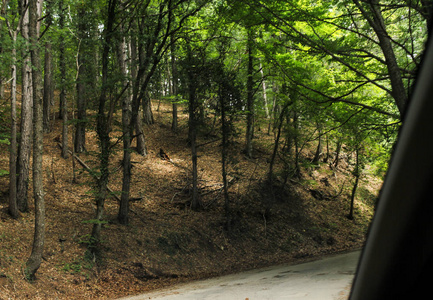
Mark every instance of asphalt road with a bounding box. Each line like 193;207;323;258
118;250;361;300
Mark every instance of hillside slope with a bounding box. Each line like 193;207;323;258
0;101;379;299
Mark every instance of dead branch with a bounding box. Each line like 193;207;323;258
56;143;150;224
57;143;122;202
196;138;221;149
171;183;191;202
203;177;236;209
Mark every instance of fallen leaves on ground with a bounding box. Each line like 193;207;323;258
0;101;378;299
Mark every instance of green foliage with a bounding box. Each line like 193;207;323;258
0;137;9;145
162;95;188;104
0;131;10;176
23;268;34;283
60;256;95;277
77;233;98;247
81;219;109;225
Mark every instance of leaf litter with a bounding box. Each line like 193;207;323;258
0;101;378;299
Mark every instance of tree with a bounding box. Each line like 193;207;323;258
59;0;69;159
244;28;255;158
4;0;20;219
170;33;179;132
42;0;54;133
268;99;292;202
243;0;427;120
118;4;131;225
90;0;118;252
259;60;271;134
214;50;242;227
74;0;96;153
185;42;201;210
25;0;45;280
17;0;33;212
43;42;53;133
124;0;207;215
224;2;261;158
129;20;147;156
351;0;408;115
348;144;362;220
8;37;19;218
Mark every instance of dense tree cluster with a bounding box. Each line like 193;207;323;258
0;0;428;279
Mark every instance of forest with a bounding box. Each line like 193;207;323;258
0;0;430;298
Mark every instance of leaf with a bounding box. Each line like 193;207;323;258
0;138;10;145
81;219;109;225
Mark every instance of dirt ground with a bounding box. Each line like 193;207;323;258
0;100;379;299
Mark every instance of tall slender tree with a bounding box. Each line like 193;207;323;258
91;0;118;251
42;0;54;133
352;0;408;115
244;28;255;158
17;0;33;212
9;56;19;219
74;1;90;153
59;0;69;159
25;0;45;279
170;34;179;132
118;8;131;225
185;43;200;210
4;0;20;219
129;20;147;156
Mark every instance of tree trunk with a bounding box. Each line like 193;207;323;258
118;26;131;225
190;110;199;211
333;139;342;168
220;84;230;227
74;4;88;153
42;0;53;133
245;29;254;158
293;109;300;178
284;113;293;154
0;22;3;99
266;101;291;217
348;147;361;220
43;42;53;133
259;60;270;121
312;125;322;164
268;83;278;135
172;102;178;131
128;27;146;156
59;0;69;159
9;30;18;219
75;71;87;153
269;102;291;187
0;33;3;99
324;135;330;163
25;0;45;280
0;8;4;99
91;0;117;253
421;0;433;34
17;0;33;212
353;0;408;116
135;109;147;156
171;35;178;132
187;46;200;211
142;93;154;125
